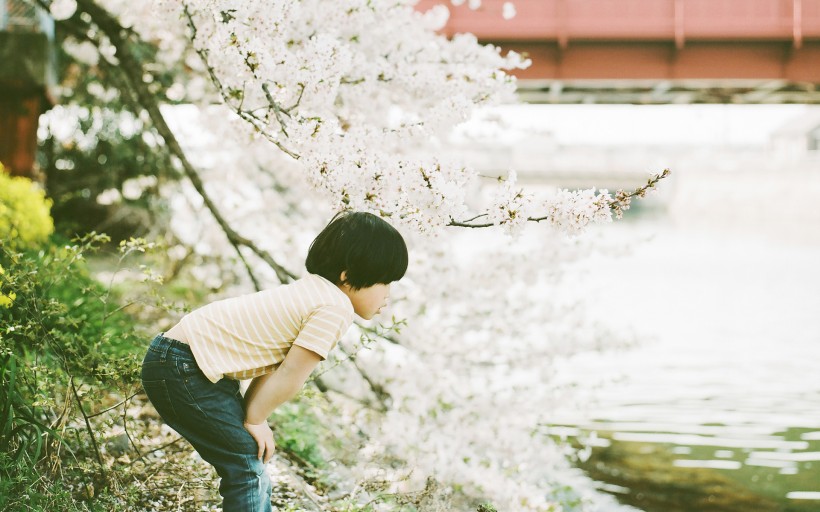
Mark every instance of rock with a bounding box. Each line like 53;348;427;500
105;432;131;457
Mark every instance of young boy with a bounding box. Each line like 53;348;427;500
141;211;408;511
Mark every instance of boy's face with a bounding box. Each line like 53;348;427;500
339;276;390;320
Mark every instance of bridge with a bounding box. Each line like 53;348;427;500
416;0;820;103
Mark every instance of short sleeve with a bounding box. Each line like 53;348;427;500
292;304;352;359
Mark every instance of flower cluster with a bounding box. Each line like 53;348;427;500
174;0;530;233
0;265;16;308
485;170;533;236
101;1;668;237
539;187;614;235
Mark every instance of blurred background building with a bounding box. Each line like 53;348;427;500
0;0;55;180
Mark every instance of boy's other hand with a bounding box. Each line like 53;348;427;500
244;421;276;463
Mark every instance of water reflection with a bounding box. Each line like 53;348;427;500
545;195;820;510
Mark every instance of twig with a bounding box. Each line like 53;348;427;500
314;380;383;412
235;246;262;292
70;377;107;481
261;82;291;137
87;391;141;418
129;436;185;465
121;391;143;459
103;300;137;320
183;5;301;160
273;454;326;510
175;481;186;511
49;376;74;430
449;168;672;228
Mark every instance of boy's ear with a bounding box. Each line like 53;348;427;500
339;270;347;284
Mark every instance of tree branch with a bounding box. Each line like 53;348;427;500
182;5;301;160
70;0;295;284
448;168;671;228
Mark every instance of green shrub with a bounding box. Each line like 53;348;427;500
0;234;142;384
0;167;54;250
272;399;327;471
0;233;148;508
0;354;54;470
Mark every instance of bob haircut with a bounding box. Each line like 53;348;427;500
305;211;408;290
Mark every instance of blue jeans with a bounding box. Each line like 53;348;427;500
140;334;272;512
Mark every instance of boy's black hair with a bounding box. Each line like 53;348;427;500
306;211;408;290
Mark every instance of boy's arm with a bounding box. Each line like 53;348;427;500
243;344;322;424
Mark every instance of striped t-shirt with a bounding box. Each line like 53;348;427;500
178;273;354;383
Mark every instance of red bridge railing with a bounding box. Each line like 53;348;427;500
417;0;820;48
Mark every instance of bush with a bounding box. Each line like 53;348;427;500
2;234;141;371
0;233;151;508
0;167;54;250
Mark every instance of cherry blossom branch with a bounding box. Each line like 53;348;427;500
605;168;671;219
448;169;671;229
65;0;295;284
182;5;301;160
336;343;391;409
171;1;668;238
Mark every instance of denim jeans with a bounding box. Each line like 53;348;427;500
141;334;272;512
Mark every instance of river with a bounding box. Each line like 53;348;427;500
543;171;820;511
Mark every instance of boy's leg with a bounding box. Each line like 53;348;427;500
141;335;272;512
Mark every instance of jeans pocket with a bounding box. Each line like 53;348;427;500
175;356;203;378
142;379;179;424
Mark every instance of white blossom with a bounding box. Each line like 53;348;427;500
485;169;533;236
49;0;77;20
541;188;614;235
169;0;531;234
502;2;517;20
62;40;99;66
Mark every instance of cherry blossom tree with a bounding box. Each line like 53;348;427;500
37;0;668;509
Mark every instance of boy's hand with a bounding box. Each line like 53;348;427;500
244;421;275;463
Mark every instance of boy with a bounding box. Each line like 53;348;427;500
141;211;408;511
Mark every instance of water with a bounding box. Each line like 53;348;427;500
546;200;820;510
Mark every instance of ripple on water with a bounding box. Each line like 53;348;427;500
610;432;809;450
786;491;820;500
673;459;743;470
545;218;820;510
747;451;820;462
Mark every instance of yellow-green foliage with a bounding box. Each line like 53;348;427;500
0;265;14;308
0;165;54;249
